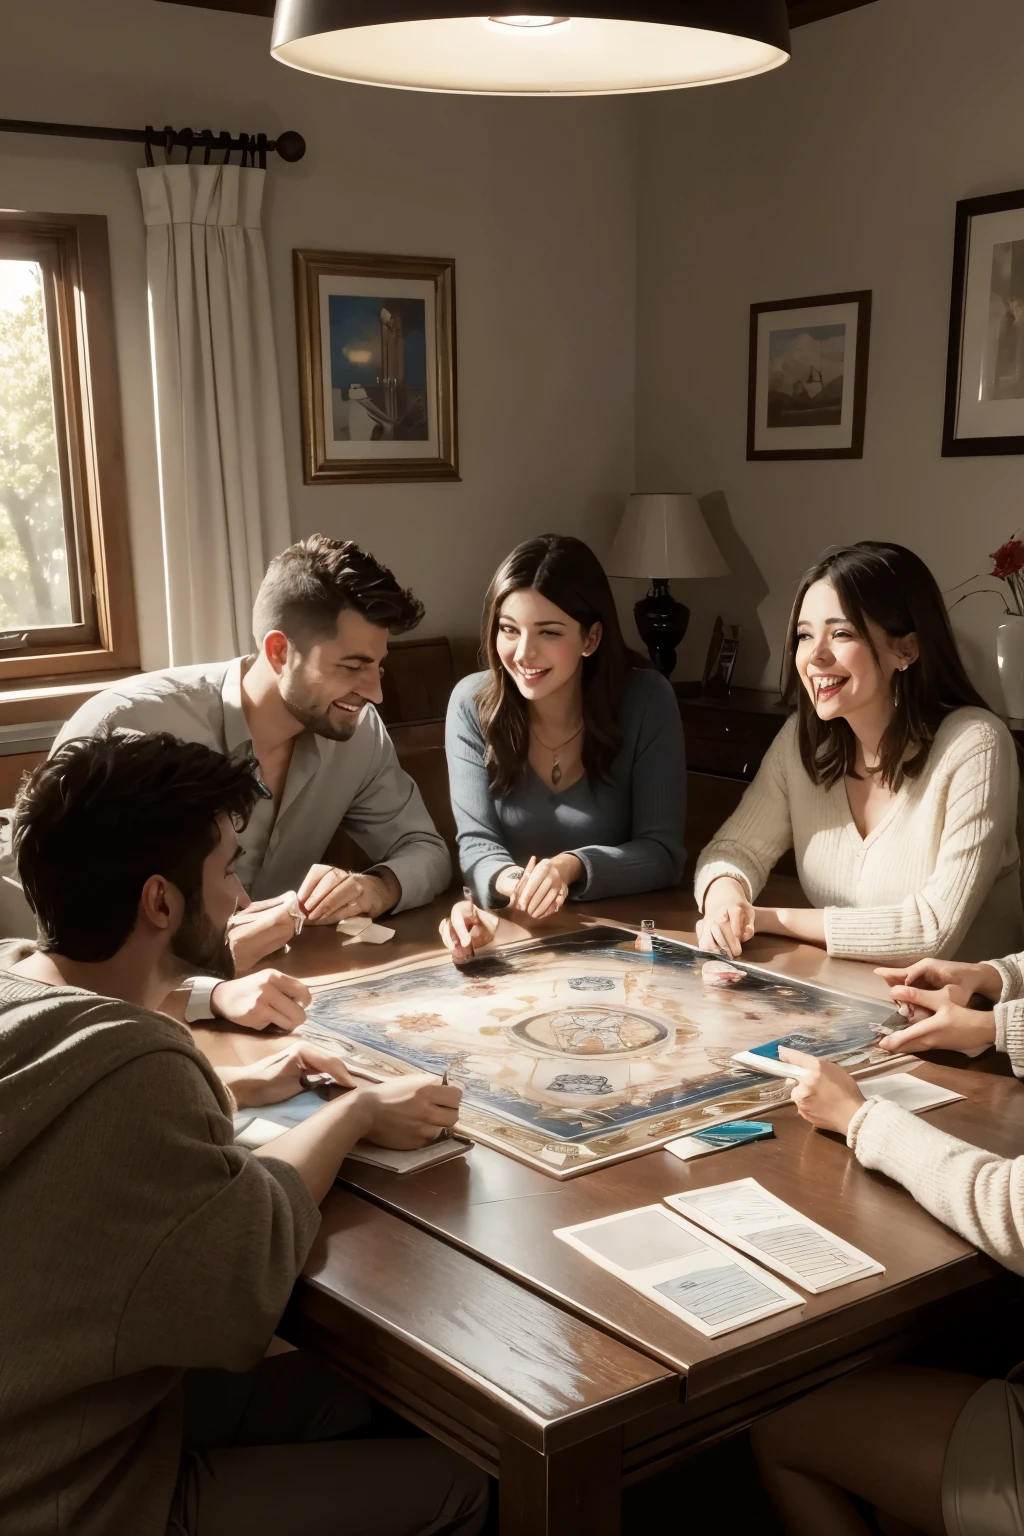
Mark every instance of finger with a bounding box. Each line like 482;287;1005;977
889;985;943;1012
875;966;911;987
301;869;345;917
422;1105;461;1129
514;865;551;910
272;974;313;1007
523;874;556;915
296;1046;357;1087
879;1021;938;1053
712;917;741;958
308;881;365;926
510;856;538;905
776;1046;816;1077
297;866;330;906
452;904;475;947
266;989;307;1030
429;1085;463;1109
728;904;754;943
531;887;563;920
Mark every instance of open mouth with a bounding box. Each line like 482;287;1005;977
813;675;848;703
331;698;363;717
516;666;551;684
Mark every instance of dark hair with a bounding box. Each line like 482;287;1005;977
252;535;424;646
781;541;991;791
13;731;261;962
476;535;647;795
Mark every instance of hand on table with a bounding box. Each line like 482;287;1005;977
228;895;302;971
297;864;399;925
361;1073;463;1149
696;876;755;958
874;987;997;1056
223;1040;357;1109
876;958;1003;1010
440;898;500;964
779;1046;866;1137
211;969;312;1032
495;853;583;919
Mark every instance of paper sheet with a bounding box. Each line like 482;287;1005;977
555;1204;803;1337
863;1071;965;1113
666;1178;884;1294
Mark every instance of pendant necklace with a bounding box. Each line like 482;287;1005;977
533;722;583;785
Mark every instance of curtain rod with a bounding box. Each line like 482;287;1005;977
0;117;306;167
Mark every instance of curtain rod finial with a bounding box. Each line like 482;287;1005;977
274;130;305;162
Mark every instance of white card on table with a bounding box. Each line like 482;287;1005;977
864;1071;965;1113
666;1178;884;1295
555;1204;802;1338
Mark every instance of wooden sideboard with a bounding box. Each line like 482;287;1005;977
675;686;792;870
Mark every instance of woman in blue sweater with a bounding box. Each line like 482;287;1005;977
441;534;685;958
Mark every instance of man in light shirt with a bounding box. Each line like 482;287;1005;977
53;536;451;1029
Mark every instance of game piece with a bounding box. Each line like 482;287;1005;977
702;960;746;987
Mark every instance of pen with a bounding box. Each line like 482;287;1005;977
440;1065;452;1139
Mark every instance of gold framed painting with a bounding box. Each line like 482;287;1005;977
294;249;459;484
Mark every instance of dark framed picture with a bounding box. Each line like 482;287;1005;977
746;290;872;460
942;188;1024;456
702;617;741;698
294;248;459;484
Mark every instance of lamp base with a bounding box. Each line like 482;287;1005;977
634;580;690;678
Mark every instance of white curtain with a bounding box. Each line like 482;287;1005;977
138;163;291;665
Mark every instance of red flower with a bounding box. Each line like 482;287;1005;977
991;539;1024;579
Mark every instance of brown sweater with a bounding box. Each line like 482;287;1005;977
0;956;320;1535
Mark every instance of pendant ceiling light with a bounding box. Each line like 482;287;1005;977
271;0;790;97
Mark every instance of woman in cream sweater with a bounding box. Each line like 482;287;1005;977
695;542;1023;965
748;950;1024;1536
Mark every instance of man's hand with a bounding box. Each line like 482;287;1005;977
211;969;312;1032
875;987;997;1056
440;898;500;964
361;1073;463;1149
228;895;300;971
223;1040;357;1109
779;1046;866;1136
298;864;400;925
696;876;755;959
876;958;1003;1008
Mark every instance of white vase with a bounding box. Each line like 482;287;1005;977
997;615;1024;718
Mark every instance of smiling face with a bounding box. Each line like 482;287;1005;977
276;608;387;741
495;588;601;704
794;579;918;728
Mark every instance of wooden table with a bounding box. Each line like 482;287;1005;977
196;887;1024;1534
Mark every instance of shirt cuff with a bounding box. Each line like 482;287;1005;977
991;956;1024;1004
995;1000;1024;1078
184;975;219;1022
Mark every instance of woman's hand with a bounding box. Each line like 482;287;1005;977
696;876;755;958
495;853;583;919
876;958;1003;1007
875;986;996;1057
440;898;500;964
779;1046;866;1136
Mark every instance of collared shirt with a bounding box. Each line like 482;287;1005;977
52;658;451;912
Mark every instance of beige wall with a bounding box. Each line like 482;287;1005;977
635;0;1024;701
0;0;638;668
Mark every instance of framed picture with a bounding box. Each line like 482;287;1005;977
747;290;872;460
702;616;741;698
942;188;1024;456
294;249;458;484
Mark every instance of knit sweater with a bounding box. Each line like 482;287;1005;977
694;708;1023;964
0;949;320;1536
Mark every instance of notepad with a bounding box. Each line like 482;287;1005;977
554;1204;802;1337
861;1071;965;1113
666;1178;884;1294
235;1105;470;1172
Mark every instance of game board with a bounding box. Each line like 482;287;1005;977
300;925;904;1179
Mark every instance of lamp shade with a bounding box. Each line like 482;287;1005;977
607;493;729;581
271;0;789;97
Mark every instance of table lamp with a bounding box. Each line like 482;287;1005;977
607;493;729;676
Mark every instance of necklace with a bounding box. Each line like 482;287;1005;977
533;722;583;785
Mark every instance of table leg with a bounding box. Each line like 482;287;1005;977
499;1426;622;1536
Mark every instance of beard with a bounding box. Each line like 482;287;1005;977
170;891;234;980
279;672;360;743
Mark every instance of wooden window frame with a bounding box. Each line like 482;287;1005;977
0;211;139;685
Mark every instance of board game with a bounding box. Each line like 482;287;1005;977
300;925;903;1179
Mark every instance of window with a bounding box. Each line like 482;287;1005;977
0;212;137;683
